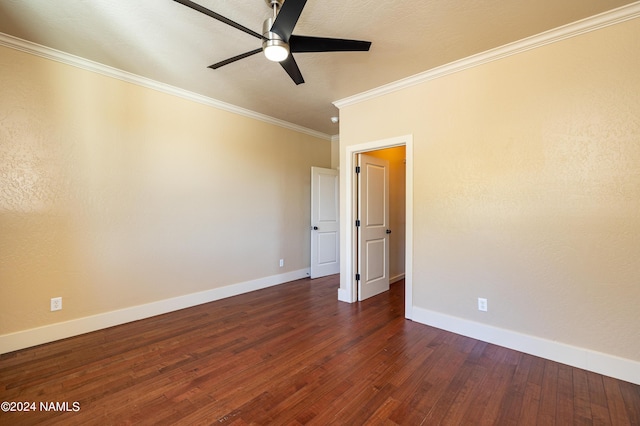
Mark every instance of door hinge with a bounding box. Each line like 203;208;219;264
355;273;361;281
355;166;361;173
355;219;361;227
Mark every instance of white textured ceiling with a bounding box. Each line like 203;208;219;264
0;0;635;136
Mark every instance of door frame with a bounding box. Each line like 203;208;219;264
339;134;413;320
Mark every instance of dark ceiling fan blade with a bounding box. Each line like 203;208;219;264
279;54;305;85
173;0;263;40
208;48;263;69
270;0;307;42
289;35;372;53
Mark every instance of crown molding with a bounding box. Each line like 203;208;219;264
334;2;640;109
0;33;331;141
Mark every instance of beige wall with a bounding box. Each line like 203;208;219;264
367;147;406;281
331;137;340;169
0;46;330;336
340;18;640;361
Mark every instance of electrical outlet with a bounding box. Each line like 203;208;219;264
478;298;487;312
279;259;284;268
51;297;62;312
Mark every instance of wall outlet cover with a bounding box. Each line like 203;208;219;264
51;297;62;311
478;298;488;312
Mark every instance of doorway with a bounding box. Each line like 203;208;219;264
340;135;413;319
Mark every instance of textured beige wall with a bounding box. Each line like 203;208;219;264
340;19;640;361
331;138;340;169
0;46;330;335
367;147;406;280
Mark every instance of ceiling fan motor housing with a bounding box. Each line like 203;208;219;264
262;16;289;61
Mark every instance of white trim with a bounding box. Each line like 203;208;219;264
0;268;309;354
412;307;640;386
390;273;405;284
340;135;413;320
334;2;640;109
0;33;331;141
337;287;351;303
405;140;414;320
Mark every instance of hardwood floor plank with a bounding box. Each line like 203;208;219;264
1;276;638;425
422;343;489;424
555;363;575;424
519;381;542;426
603;376;632;426
573;367;594;424
619;380;640;424
477;363;517;425
493;352;532;426
387;333;464;424
538;360;560;424
588;371;614;424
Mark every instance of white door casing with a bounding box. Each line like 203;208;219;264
357;154;390;300
310;167;340;279
340;134;413;319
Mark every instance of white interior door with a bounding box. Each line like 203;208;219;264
358;154;390;300
310;167;339;279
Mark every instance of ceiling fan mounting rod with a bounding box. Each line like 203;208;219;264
265;0;283;18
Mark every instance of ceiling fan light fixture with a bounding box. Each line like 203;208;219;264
263;40;290;62
262;16;289;62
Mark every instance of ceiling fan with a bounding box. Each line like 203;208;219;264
173;0;372;85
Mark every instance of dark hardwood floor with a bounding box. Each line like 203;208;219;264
1;275;639;425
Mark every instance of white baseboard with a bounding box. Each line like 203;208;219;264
337;288;351;303
390;273;406;284
412;306;640;386
0;268;310;354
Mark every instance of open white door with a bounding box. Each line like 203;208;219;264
357;154;390;300
310;167;339;278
